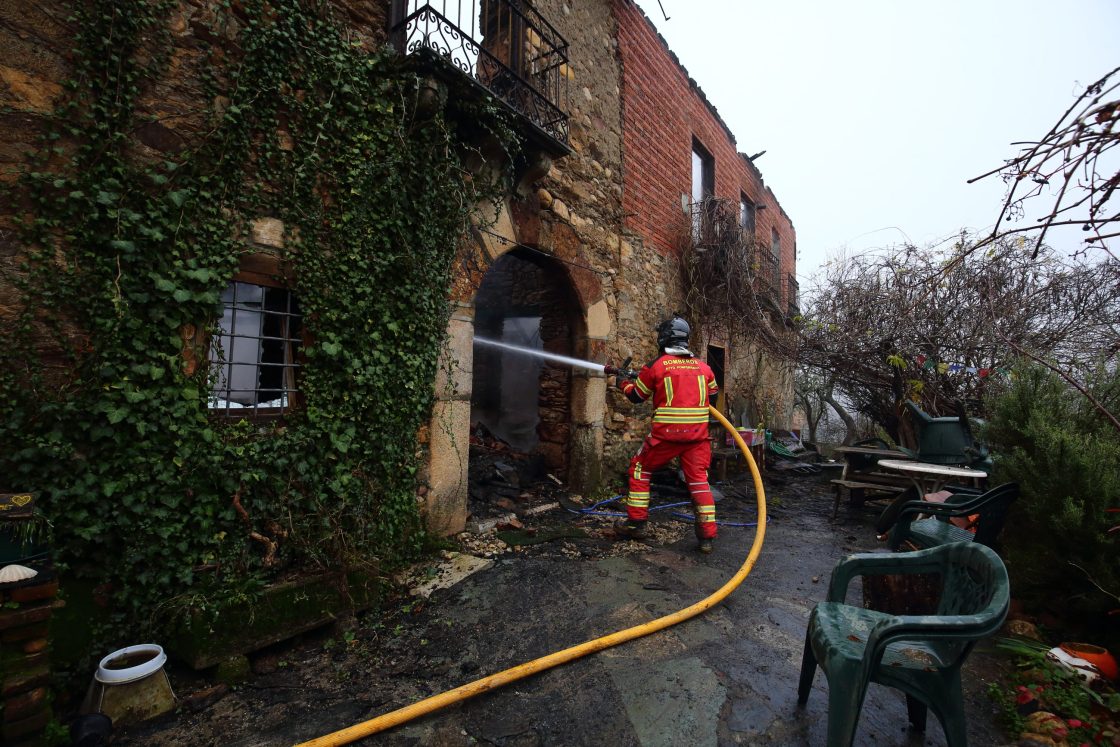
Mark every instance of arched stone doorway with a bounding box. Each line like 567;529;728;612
422;191;612;535
471;249;582;486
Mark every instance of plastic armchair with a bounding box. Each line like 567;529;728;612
903;401;991;470
885;483;1019;551
797;542;1010;747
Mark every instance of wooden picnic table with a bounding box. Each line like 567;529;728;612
829;446;914;518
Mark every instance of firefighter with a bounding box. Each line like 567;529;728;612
613;315;720;553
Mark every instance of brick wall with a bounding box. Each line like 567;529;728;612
612;0;797;309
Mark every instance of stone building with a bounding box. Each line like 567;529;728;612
0;0;796;539
419;0;799;533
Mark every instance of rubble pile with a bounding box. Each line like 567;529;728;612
466;422;567;529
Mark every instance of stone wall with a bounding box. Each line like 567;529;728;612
1;0;799;529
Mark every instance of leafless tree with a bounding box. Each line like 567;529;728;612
793;366;830;444
799;236;1120;438
971;66;1120;259
675;197;798;359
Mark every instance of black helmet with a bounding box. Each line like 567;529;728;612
656;315;690;350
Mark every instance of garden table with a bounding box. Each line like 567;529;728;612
876;459;987;498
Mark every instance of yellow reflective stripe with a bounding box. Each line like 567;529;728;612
635;378;652;396
663;377;674;405
697;515;717;524
628;493;650;507
653;415;709;424
697;375;707;407
697;505;716;515
632;462;644;480
654;407;709;420
707;379;719;391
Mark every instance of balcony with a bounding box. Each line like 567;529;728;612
689;197;742;251
786;274;800;319
391;0;570;151
753;249;779;305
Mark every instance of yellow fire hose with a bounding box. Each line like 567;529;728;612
295;406;766;746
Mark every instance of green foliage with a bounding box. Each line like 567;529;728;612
0;0;510;649
988;638;1120;744
984;362;1120;628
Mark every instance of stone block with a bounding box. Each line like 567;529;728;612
249;217;284;248
0;66;62;114
165;568;381;670
433;316;473;400
425;399;470;535
571;376;607;426
586;299;610;338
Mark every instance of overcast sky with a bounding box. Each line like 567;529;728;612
632;0;1119;285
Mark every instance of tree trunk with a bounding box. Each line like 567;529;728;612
797;393;818;443
824;392;857;445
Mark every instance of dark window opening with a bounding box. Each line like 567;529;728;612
771;227;782;289
691;139;715;243
707;345;726;413
739;193;756;235
209;281;302;419
691;139;715;204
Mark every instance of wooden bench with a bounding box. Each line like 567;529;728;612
830;445;914;519
830;475;909;518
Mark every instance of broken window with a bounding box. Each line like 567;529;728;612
739;193;756;236
208;280;302;419
771;227;782;287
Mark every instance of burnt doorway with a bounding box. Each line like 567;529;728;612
470;249;581;504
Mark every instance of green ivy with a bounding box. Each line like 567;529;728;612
0;0;512;646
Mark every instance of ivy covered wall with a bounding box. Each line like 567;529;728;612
0;0;512;640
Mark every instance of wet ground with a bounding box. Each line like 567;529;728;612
116;467;1014;746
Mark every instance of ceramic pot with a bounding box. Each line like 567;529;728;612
1060;642;1118;680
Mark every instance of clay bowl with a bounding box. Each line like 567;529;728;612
1059;642;1119;681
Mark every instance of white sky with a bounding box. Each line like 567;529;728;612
632;0;1120;284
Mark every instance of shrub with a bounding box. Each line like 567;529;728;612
984;362;1120;634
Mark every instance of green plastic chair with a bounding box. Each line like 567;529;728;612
885;482;1019;552
903;401;992;471
797;542;1010;747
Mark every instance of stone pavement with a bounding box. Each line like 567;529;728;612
119;473;1012;746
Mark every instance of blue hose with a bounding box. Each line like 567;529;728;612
567;494;764;528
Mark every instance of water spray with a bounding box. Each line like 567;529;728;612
294;340;766;746
473;336;636;379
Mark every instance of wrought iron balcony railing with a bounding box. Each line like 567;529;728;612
689;197;741;250
786;273;800;318
753;249;779;304
391;0;570;147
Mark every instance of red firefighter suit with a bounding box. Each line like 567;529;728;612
619;353;719;539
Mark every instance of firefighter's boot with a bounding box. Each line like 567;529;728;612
613;519;648;540
695;523;714;554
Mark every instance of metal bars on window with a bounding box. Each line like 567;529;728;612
208;281;302;419
391;0;570;145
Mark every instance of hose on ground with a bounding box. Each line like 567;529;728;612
294;406;766;746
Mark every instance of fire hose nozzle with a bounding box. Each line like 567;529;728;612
604;356;637;380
